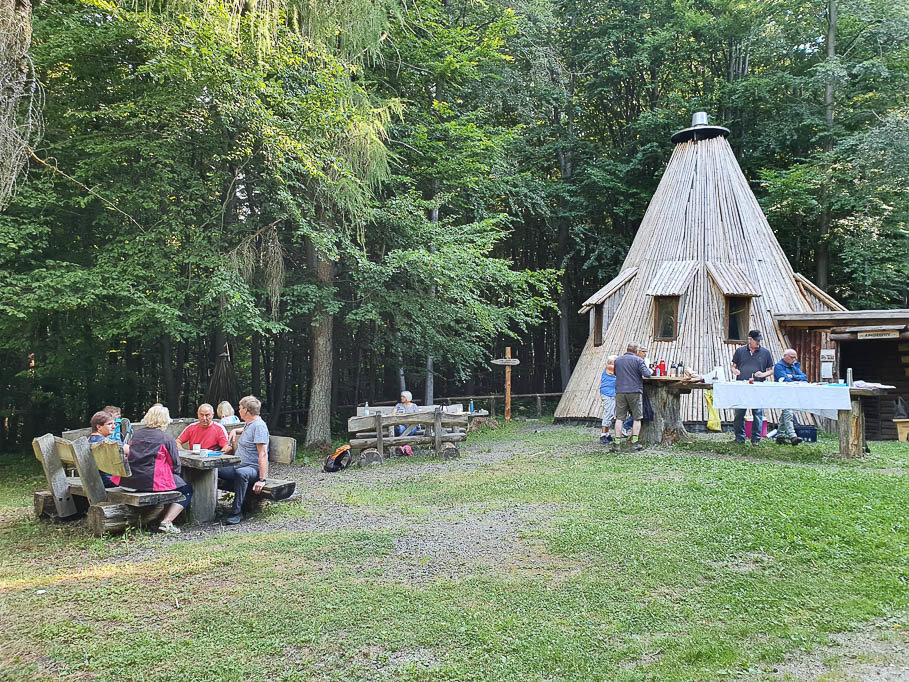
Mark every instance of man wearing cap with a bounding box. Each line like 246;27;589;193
730;330;775;445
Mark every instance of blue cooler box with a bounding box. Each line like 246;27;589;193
794;425;818;442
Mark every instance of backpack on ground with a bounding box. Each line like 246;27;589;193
322;444;352;472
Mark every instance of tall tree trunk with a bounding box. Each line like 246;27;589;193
396;331;406;395
424;178;440;406
554;62;575;390
817;0;837;289
268;333;288;428
160;336;180;414
305;246;334;448
251;333;261;398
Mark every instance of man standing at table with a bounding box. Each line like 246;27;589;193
611;343;652;453
774;348;807;445
731;329;775;445
177;403;229;452
219;395;269;525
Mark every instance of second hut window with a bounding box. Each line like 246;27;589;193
654;297;678;340
726;296;750;342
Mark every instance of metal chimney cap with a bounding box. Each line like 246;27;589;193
671;111;730;144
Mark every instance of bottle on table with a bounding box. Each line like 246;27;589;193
364;401;370;416
469;399;475;413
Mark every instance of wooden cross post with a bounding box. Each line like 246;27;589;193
491;346;520;422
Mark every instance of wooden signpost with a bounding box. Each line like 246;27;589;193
491;346;520;421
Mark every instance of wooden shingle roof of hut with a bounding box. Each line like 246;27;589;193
555;112;845;424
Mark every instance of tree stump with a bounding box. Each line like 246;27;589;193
837;398;866;458
640;382;691;446
357;447;383;467
440;444;460;460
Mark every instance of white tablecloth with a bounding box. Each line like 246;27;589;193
712;382;851;419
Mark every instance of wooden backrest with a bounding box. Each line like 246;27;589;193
32;434;79;517
269;435;296;464
355;406;395;416
61;427;92;442
52;436;79;467
56;436;108;505
90;441;131;477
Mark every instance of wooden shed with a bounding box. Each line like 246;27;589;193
555;112;845;425
775;310;909;440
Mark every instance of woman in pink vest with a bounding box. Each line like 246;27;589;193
112;404;192;535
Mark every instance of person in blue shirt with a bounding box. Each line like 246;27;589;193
599;356;617;444
773;348;808;445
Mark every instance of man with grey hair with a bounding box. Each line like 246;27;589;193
219;395;270;524
773;348;807;445
611;343;652;452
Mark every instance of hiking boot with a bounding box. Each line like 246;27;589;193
776;437;787;445
790;437;801;446
609;441;620;453
158;520;181;535
734;438;746;444
224;513;243;525
751;439;761;446
632;442;643;452
599;434;609;444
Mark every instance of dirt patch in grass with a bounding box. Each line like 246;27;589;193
751;614;909;681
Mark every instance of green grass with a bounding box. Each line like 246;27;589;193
1;429;907;681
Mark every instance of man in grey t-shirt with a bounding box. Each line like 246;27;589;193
219;395;270;524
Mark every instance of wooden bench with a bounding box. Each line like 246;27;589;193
215;435;297;512
32;434;183;536
348;407;468;464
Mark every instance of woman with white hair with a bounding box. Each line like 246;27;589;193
112;404;193;535
391;390;419;441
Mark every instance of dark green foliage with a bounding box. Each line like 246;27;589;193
0;0;907;447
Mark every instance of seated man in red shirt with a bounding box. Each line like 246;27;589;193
177;403;229;451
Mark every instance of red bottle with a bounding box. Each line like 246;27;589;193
659;360;666;376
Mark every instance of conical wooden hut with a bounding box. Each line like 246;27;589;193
555;112;845;424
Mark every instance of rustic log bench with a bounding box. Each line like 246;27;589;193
348;407;468;464
33;434;183;536
214;435;297;513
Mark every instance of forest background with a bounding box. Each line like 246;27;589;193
0;0;907;450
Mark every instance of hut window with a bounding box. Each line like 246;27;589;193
726;296;750;342
654;297;678;341
593;305;603;347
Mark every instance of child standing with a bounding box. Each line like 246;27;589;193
599;355;618;444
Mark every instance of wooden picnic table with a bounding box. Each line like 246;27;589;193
640;376;713;446
178;450;240;523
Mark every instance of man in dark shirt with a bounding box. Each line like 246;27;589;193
730;329;775;445
611;343;653;452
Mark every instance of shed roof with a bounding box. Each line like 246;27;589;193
706;261;760;296
579;267;637;313
644;260;697;296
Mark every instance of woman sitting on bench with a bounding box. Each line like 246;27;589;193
88;410;129;488
111;404;193;535
392;391;419;437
